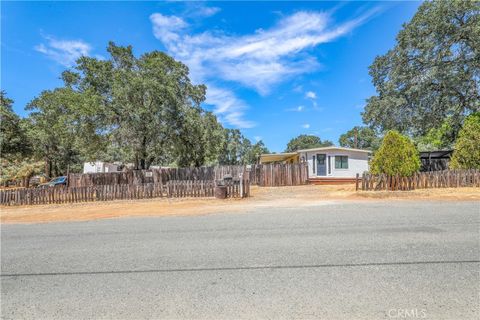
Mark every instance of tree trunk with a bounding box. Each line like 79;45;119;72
54;163;61;177
145;157;155;170
134;155;139;170
45;158;52;179
23;175;31;188
139;136;147;170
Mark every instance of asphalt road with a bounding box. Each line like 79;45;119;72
1;201;479;319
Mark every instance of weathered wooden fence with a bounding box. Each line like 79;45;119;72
68;163;308;188
358;169;480;191
253;163;308;186
0;178;250;206
67;166;243;187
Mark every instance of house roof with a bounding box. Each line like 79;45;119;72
296;146;372;153
259;152;298;163
419;150;453;159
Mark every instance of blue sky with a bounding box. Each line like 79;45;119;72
2;1;421;152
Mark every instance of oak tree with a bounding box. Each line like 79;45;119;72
362;1;480;143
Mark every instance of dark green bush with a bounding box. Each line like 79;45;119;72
370;130;420;176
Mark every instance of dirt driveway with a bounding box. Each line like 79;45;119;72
1;184;479;224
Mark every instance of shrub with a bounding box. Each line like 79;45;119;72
450;113;480;169
370;130;420;176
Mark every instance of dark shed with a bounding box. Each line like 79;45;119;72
419;150;453;172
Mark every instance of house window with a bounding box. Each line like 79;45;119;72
328;156;332;174
335;156;348;169
312;155;316;173
317;154;325;165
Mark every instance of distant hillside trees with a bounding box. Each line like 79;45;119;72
362;0;480;147
285;134;333;152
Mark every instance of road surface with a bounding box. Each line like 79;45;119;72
1;201;479;319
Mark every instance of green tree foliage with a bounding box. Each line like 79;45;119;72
201;112;228;165
26;42;227;171
65;42;210;169
218;129;254;165
450;113;480;169
370;130;420;176
285;134;333;152
26;88;106;177
0;159;17;186
0;91;32;161
338;126;381;151
245;141;270;164
362;0;480;144
414;117;456;151
3;43;272;181
0;159;44;187
175;110;225;167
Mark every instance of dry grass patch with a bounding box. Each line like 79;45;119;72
1;184;478;224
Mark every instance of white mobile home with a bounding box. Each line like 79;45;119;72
298;146;370;183
260;146;370;184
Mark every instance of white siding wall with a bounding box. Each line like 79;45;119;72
301;150;369;178
83;162;119;173
104;163;120;173
83;162;99;174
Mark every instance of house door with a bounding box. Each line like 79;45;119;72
316;154;327;176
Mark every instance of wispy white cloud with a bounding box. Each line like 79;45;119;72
254;136;262;142
305;91;317;99
305;90;325;111
194;6;221;18
205;85;255;128
35;35;91;67
302;123;311;129
286;105;305;112
181;2;221;19
150;13;188;43
150;8;378;128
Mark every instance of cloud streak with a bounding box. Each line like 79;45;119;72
286;105;305;112
305;91;317;99
193;6;221;18
35;35;91;67
150;8;378;128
